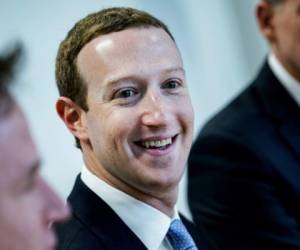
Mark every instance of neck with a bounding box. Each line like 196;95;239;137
273;48;300;83
82;145;178;217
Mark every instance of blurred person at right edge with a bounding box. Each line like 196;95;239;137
188;0;300;249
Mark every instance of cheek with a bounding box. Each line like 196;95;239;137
0;200;42;248
179;99;194;132
292;30;300;51
86;111;106;149
112;117;136;156
89;109;134;152
17;195;44;226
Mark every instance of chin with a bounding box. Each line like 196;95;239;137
145;175;180;193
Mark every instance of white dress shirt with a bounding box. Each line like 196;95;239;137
81;165;178;250
268;52;300;107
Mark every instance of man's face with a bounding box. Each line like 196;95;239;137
77;27;194;198
0;103;69;250
269;0;300;80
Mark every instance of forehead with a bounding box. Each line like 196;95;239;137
0;103;38;187
77;27;182;87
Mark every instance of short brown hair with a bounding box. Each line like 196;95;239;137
263;0;284;5
55;7;175;148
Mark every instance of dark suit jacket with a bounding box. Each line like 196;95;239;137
56;175;215;250
188;62;300;250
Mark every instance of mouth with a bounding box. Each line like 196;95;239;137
135;135;177;151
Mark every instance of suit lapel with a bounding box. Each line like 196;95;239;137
68;176;147;250
251;61;300;200
271;119;300;200
255;61;300;161
279;120;300;160
180;214;217;250
68;176;217;249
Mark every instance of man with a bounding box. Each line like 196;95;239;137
54;7;214;250
188;0;300;249
0;46;70;250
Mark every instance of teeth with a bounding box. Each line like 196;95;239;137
142;138;172;148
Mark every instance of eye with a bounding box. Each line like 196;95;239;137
23;174;38;192
18;175;38;196
113;88;138;99
162;79;181;90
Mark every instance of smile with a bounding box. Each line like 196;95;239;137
142;138;172;149
135;135;177;151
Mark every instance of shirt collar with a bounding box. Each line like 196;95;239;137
81;165;178;250
268;52;300;107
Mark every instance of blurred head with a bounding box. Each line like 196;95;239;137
256;0;300;81
0;46;69;250
56;7;194;214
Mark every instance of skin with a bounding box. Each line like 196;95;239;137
0;102;70;250
257;0;300;81
57;27;194;217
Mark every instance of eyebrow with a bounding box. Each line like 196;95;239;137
104;66;186;88
164;66;186;75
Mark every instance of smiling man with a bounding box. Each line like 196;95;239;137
54;7;211;250
0;46;70;250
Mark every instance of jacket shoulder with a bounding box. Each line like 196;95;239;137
205;84;263;134
55;216;104;250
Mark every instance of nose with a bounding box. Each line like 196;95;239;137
41;179;71;224
140;90;168;127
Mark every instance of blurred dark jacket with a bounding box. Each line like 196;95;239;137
188;62;300;250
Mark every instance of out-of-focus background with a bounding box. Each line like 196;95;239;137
0;0;267;219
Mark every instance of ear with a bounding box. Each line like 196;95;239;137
56;97;89;143
256;2;277;43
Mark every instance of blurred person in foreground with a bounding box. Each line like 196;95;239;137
0;45;69;250
188;0;300;249
54;6;215;250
